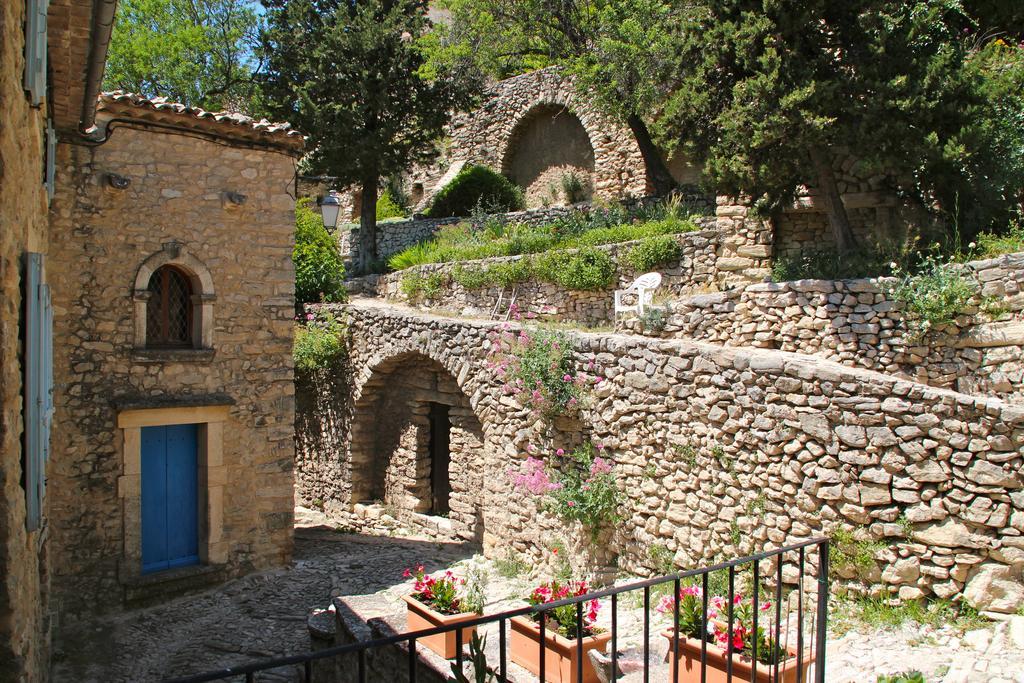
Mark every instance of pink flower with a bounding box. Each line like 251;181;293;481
589;457;613;476
556;448;565;456
567;500;576;507
594;377;604;384
563;374;572;382
306;313;315;320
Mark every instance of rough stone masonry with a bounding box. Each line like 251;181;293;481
298;301;1024;613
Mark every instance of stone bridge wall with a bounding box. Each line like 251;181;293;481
620;253;1024;403
296;302;1024;612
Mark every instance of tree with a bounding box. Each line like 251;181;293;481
104;0;265;112
261;0;480;274
428;0;679;196
656;1;1019;253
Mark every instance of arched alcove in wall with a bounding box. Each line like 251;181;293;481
501;104;596;208
348;352;485;542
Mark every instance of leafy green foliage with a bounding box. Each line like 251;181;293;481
293;310;346;373
426;165;525;218
830;527;887;578
400;271;447;302
887;256;977;334
969;218;1024;259
545;444;619;533
261;0;480;273
625;235;682;272
658;1;1024;243
376;190;406;221
770;247;900;282
387;209;698;271
294;199;347;307
449;633;495;683
639;306;668;333
535;248;616;291
877;673;925;683
105;0;264;111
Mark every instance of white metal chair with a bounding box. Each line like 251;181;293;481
614;272;662;317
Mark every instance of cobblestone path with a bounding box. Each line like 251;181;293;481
51;515;475;682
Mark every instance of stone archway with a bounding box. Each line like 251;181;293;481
348;351;486;542
501;104;596;208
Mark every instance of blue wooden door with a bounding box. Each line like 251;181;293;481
141;424;199;573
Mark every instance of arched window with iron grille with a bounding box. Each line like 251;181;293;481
146;266;194;347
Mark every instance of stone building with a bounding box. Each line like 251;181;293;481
46;93;304;616
1;2;303;679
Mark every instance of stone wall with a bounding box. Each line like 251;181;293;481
297;301;1024;612
415;67;649;210
619;252;1024;403
371;226;719;325
46;125;298;618
0;0;51;678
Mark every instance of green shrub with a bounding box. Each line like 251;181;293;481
426;165;525;218
294;199;347;307
887;255;977;335
877;672;925;683
626;235;683;271
770;247;897;282
536;247;616;291
293;310;346;373
401;271;447;301
560;170;586;204
639;306;668;332
970;217;1024;259
376;190;406;220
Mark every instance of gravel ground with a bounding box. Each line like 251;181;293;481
51;508;1024;683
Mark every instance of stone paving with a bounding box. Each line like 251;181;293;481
52;509;1024;683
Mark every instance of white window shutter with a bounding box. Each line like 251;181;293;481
24;0;50;106
24;253;51;531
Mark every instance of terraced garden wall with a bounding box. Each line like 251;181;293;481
296;302;1024;613
620;252;1024;403
369;226;718;325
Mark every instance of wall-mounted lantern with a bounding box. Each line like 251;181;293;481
318;191;341;233
106;173;131;190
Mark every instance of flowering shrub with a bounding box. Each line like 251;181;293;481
404;565;471;615
526;579;601;639
508;443;619;535
488;327;601;420
658;587;785;665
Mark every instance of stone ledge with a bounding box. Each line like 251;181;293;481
121;564;230;608
130;348;217;364
111;392;235;411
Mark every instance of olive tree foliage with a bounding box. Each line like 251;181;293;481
104;0;265;112
657;1;1024;252
260;0;480;274
425;0;679;196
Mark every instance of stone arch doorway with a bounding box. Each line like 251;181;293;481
501;104;595;208
349;352;486;542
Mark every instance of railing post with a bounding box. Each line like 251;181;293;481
815;540;830;683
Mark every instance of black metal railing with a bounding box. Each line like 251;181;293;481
166;538;829;683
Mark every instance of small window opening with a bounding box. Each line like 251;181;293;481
146;266;193;347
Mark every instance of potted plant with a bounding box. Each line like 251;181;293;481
509;579;611;683
402;564;480;659
657;587;816;683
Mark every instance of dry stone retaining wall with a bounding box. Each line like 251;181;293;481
371;226;719;325
296;302;1024;612
620;252;1024;403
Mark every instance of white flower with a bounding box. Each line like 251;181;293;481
968;242;976;249
889;262;898;270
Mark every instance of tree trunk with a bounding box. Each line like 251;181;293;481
357;172;380;275
626;113;676;197
808;146;858;255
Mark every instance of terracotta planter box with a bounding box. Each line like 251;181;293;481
402;594;477;660
661;628;816;683
509;614;612;683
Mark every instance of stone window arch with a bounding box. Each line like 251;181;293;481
133;242;215;349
